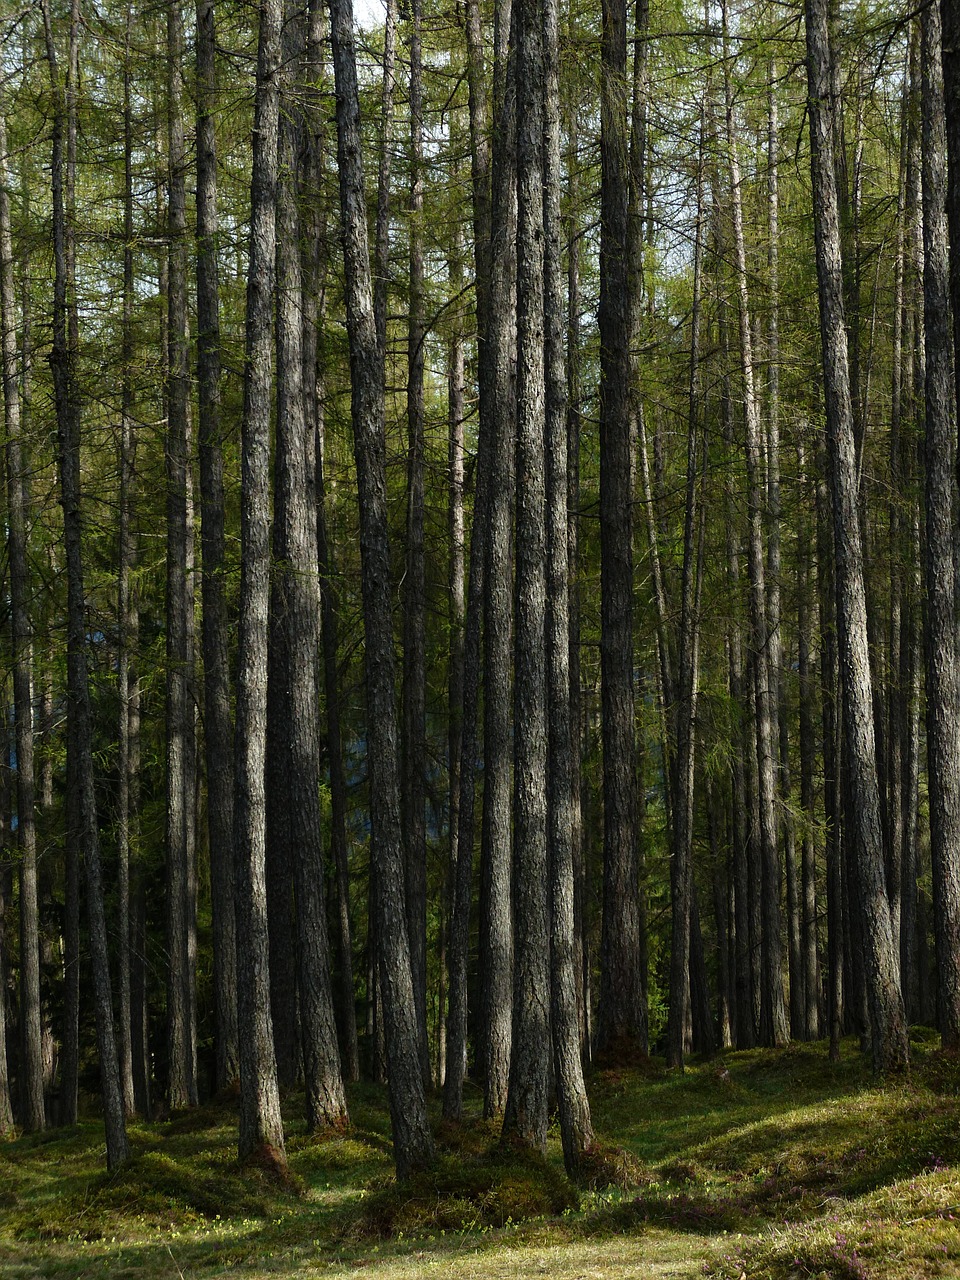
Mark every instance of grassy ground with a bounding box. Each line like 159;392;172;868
1;1033;958;1279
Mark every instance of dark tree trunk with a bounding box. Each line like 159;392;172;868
401;0;430;1085
722;2;787;1048
273;13;349;1126
196;0;239;1093
442;0;492;1119
797;478;821;1041
920;0;960;1051
804;0;910;1072
42;0;130;1170
502;0;549;1153
597;0;643;1059
0;114;43;1134
234;0;287;1165
117;17;138;1115
544;0;593;1173
945;0;960;405
166;0;198;1111
326;0;434;1177
480;0;517;1119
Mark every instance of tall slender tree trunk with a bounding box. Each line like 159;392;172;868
666;113;706;1070
42;0;130;1170
804;0;909;1073
442;0;492;1118
116;15;138;1116
235;0;287;1165
444;224;466;1101
479;0;517;1119
303;0;359;1085
326;0;433;1177
944;0;960;397
920;0;960;1051
503;0;549;1152
544;0;592;1172
722;5;787;1048
273;11;349;1127
597;0;643;1059
0;114;43;1133
166;0;197;1111
797;469;820;1041
196;0;239;1093
401;0;430;1084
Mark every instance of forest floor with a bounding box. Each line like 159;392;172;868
1;1032;959;1279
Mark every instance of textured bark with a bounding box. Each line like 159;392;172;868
804;0;909;1073
502;0;549;1152
666;114;706;1072
326;0;433;1177
196;0;239;1093
235;0;287;1164
442;0;492;1118
722;5;787;1048
314;395;359;1086
116;21;137;1115
166;0;197;1112
480;0;516;1118
0;113;43;1133
797;486;820;1041
720;312;754;1051
766;66;802;1041
945;0;960;405
597;0;643;1058
274;20;349;1127
401;0;430;1085
544;0;593;1173
920;0;960;1052
42;0;130;1170
0;771;12;1133
373;0;397;361
443;227;466;1103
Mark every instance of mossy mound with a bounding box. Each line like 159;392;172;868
350;1148;578;1238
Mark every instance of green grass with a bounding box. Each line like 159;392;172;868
0;1037;957;1278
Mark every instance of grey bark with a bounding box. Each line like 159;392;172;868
544;0;593;1172
480;0;517;1118
235;0;287;1164
42;0;130;1169
274;16;349;1126
442;0;492;1118
0;113;43;1133
401;0;430;1085
722;6;787;1048
920;0;960;1051
804;0;910;1072
117;18;137;1115
196;0;239;1092
502;0;549;1152
326;0;434;1177
166;0;197;1111
597;0;643;1058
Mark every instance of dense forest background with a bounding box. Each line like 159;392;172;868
0;0;958;1182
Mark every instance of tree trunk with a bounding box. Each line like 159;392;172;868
722;3;787;1048
480;0;517;1119
274;12;349;1126
42;0;130;1169
442;0;492;1119
597;0;643;1059
326;0;433;1177
234;0;287;1164
196;0;239;1093
804;0;910;1073
503;0;549;1152
544;0;593;1172
945;0;960;403
401;0;430;1085
166;0;198;1111
0;113;43;1134
920;0;960;1052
